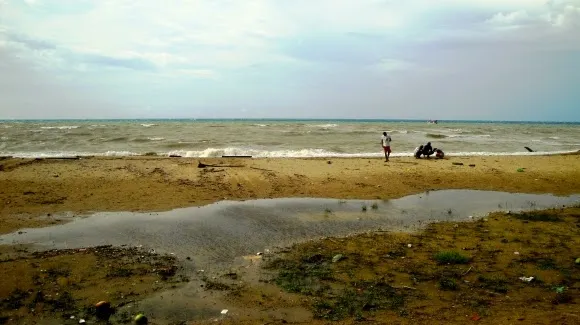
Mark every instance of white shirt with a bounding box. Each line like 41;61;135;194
381;135;391;147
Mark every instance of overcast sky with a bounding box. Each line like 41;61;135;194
1;0;579;120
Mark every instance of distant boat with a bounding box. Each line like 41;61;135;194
428;119;438;124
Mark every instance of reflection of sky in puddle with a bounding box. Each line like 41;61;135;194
2;190;578;269
1;190;579;324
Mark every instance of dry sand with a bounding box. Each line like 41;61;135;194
1;154;579;234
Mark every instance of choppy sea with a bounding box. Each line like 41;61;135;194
0;119;578;158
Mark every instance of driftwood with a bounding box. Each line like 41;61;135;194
197;161;244;168
452;162;464;166
44;157;81;160
524;146;534;152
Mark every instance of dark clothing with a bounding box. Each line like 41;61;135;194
422;143;433;156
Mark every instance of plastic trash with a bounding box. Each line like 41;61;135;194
332;254;344;263
221;309;229;315
519;276;534;282
134;314;148;325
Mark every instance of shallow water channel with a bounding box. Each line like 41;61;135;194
1;190;579;323
2;190;579;267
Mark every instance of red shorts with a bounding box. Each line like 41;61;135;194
383;146;391;153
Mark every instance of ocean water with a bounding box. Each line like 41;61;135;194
0;119;578;158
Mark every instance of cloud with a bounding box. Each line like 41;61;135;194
0;0;579;120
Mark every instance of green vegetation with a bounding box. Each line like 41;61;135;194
433;251;470;264
513;212;562;222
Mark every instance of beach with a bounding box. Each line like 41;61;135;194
1;154;580;324
1;154;579;234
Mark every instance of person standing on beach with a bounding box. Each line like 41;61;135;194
381;132;392;162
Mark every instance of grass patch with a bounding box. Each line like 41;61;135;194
438;278;458;291
313;281;405;321
371;202;379;210
433;251;470;265
512;212;562;222
203;279;232;291
361;205;368;212
271;254;333;296
106;267;134;278
477;274;509;293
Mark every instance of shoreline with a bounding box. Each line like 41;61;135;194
1;149;578;159
1;154;580;234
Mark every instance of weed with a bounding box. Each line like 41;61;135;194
371;202;379;210
438;278;458;291
47;291;76;312
274;254;333;295
537;258;558;270
477;274;509;293
552;292;573;304
107;267;134;278
313;281;405;321
203;279;232;291
513;212;561;222
362;205;367;212
45;267;71;280
1;289;29;310
433;251;470;264
446;208;453;215
324;207;332;214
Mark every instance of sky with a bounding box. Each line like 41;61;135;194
0;0;579;121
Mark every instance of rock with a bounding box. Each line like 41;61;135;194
452;162;464;166
575;258;580;265
221;309;228;315
407;244;412;248
332;254;344;263
95;301;112;320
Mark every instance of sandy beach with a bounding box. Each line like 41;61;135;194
1;154;579;324
1;154;579;234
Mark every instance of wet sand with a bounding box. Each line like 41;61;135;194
1;154;579;234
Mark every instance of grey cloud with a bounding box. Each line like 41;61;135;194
1;31;158;72
4;31;58;50
76;52;157;71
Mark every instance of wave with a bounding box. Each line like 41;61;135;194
307;124;338;129
425;133;448;139
40;126;80;130
0;148;577;159
147;137;165;141
140;124;157;127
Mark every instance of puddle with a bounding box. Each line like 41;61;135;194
1;190;579;268
1;190;579;323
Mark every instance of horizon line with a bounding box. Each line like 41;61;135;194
1;118;579;123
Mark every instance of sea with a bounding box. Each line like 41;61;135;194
0;119;578;158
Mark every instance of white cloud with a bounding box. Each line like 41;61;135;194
1;0;579;120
